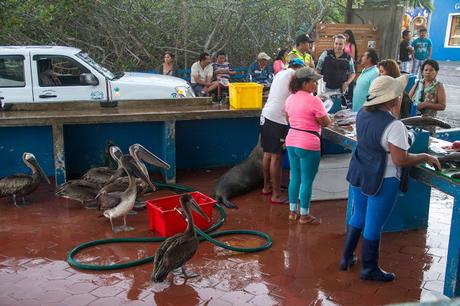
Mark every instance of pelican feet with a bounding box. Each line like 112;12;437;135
112;225;135;232
173;266;199;279
12;195;28;207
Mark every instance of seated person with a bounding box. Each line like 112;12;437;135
38;59;61;86
190;52;218;96
212;51;237;87
247;52;274;86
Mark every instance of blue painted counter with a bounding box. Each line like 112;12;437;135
0;100;260;184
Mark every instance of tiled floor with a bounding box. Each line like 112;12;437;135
0;169;452;306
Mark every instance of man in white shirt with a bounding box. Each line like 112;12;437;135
260;58;305;204
191;52;218;96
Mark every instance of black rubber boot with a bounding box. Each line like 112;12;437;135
339;225;362;271
361;238;395;282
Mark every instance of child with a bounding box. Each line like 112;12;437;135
411;28;432;77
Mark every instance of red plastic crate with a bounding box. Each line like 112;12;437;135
146;191;215;237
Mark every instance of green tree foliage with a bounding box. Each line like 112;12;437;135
0;0;345;71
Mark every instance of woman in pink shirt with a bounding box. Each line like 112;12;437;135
273;49;288;75
285;67;331;224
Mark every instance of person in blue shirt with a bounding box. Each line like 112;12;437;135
411;28;432;76
352;48;379;112
248;52;274;87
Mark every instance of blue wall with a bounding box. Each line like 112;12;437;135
430;0;460;61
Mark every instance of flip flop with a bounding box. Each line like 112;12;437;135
270;198;288;204
299;215;322;225
261;190;272;195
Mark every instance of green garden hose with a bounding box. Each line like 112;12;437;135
67;186;273;271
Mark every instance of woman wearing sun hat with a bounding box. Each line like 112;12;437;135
340;75;440;281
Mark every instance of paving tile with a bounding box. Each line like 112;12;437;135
90;285;126;298
34;290;73;303
88;296;125;306
66;282;99;294
60;293;98;306
220;290;255;304
250;294;281;306
423;280;445;292
243;282;270;296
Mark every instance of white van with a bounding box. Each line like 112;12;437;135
0;46;194;104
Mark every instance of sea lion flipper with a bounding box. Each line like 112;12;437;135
221;198;238;209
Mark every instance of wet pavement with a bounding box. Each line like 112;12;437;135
0;169;453;306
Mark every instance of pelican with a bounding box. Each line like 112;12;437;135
55;146;123;207
81;145;124;185
151;194;210;282
103;155;156;232
97;144;170;212
0;152;51;207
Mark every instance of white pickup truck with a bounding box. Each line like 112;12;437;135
0;46;194;104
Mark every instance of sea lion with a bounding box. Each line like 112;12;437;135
212;140;263;209
401;116;451;129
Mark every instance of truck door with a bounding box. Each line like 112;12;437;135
31;54;106;103
0;54;33;104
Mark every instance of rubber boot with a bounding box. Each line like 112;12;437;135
339;225;362;271
361;238;395;282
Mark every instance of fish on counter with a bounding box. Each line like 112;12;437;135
0;152;51;207
401;116;452;129
437;152;460;170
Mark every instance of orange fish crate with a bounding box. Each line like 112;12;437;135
146;191;215;237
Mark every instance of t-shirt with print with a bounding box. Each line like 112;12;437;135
381;120;410;178
285;91;327;151
411;37;432;60
191;61;213;84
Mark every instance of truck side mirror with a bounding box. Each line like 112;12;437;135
80;73;99;86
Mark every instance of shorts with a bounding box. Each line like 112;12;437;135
260;117;289;154
191;84;204;96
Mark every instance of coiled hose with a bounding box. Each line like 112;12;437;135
67;183;273;271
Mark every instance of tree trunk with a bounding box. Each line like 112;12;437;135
345;0;353;24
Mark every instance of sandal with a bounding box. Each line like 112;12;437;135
289;212;300;220
299;215;322;225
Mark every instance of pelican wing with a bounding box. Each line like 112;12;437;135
97;191;122;212
152;234;199;282
82;167;115;185
55;179;100;203
0;174;32;197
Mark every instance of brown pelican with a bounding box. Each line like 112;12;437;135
103;155;156;232
55;146;123;207
97;144;170;212
151;194;210;282
0;152;51;207
81;145;125;185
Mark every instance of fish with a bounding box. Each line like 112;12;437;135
437;152;460;170
401;116;451;129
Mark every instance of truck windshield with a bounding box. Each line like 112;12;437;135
76;52;115;80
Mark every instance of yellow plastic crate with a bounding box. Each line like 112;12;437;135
228;82;263;110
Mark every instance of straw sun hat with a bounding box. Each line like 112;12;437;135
363;75;408;107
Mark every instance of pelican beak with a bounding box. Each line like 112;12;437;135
187;195;210;222
129;144;170;170
122;155;157;192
